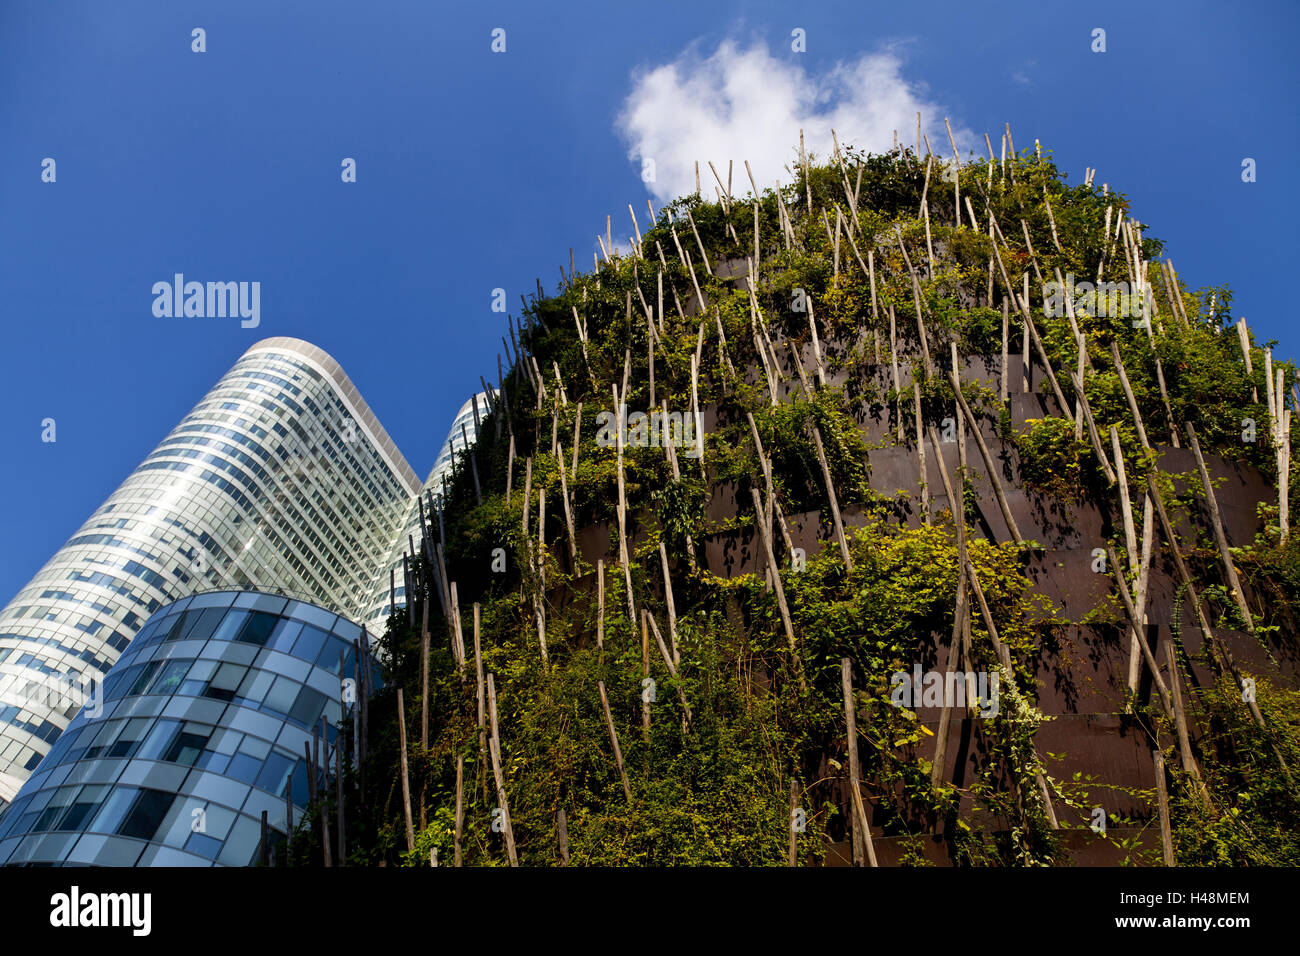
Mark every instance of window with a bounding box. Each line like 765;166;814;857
55;784;109;831
203;663;247;702
116;788;176;841
147;659;191;697
162;722;212;767
236;611;280;646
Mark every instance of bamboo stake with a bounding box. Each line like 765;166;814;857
812;425;853;569
641;610;651;739
646;613;693;725
748;412;795;555
1128;494;1154;695
659;541;680;667
947;370;1025;544
1111;425;1138;571
1164;642;1208;802
1110;341;1152;451
915;379;929;524
596;558;605;651
558;453;579;566
1104;543;1174;717
990;230;1071;417
788;778;799;866
1153;746;1175;865
1067;367;1119;485
450;581;466;674
841;658;879;866
598;680;633;801
613;384;637;623
420;600;430;748
890;304;903;440
1185;423;1255;633
454;754;464;866
486;673;518;865
807;299;827;389
896;227;935;376
557;808;569;866
396;688;415;854
1000;299;1009;404
750;487;797;655
473;603;487;802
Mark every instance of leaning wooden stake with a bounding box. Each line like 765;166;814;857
787;778;799;866
751;487;797;656
613;385;637;623
646;613;694;726
454;755;464;867
486;673;519;865
1164;641;1209;806
598;680;633;801
947;370;1025;544
1153;746;1175;866
915;380;929;524
841;658;879;866
1185;422;1255;634
659;541;680;667
396;688;415;854
473;603;487;801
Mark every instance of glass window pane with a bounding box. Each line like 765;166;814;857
116;788;176;841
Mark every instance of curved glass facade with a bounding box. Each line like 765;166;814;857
360;392;491;629
0;591;362;867
0;338;418;804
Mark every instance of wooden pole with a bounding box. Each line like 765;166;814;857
1164;641;1208;803
598;680;633;801
646;613;693;725
1185;423;1255;633
1110;341;1152;452
841;658;878;866
1104;544;1174;717
454;754;464;866
915;379;929;524
947;370;1025;544
751;487;797;655
420;600;430;749
787;778;799;866
1153;746;1175;866
396;688;415;854
641;610;651;740
596;558;605;651
558;452;579;567
486;673;519;865
613;385;637;623
659;541;679;667
1000;298;1010;404
557;808;570;866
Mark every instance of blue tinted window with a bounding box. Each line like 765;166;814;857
116;788;175;841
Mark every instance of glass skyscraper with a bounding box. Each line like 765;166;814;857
359;392;491;629
0;338;420;805
0;590;364;866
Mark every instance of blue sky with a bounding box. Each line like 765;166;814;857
0;0;1296;601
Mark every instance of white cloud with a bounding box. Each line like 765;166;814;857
616;39;975;205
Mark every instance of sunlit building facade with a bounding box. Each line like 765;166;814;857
0;338;419;805
0;591;363;866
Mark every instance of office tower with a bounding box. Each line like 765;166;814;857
0;590;365;866
0;338;419;805
359;392;491;629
